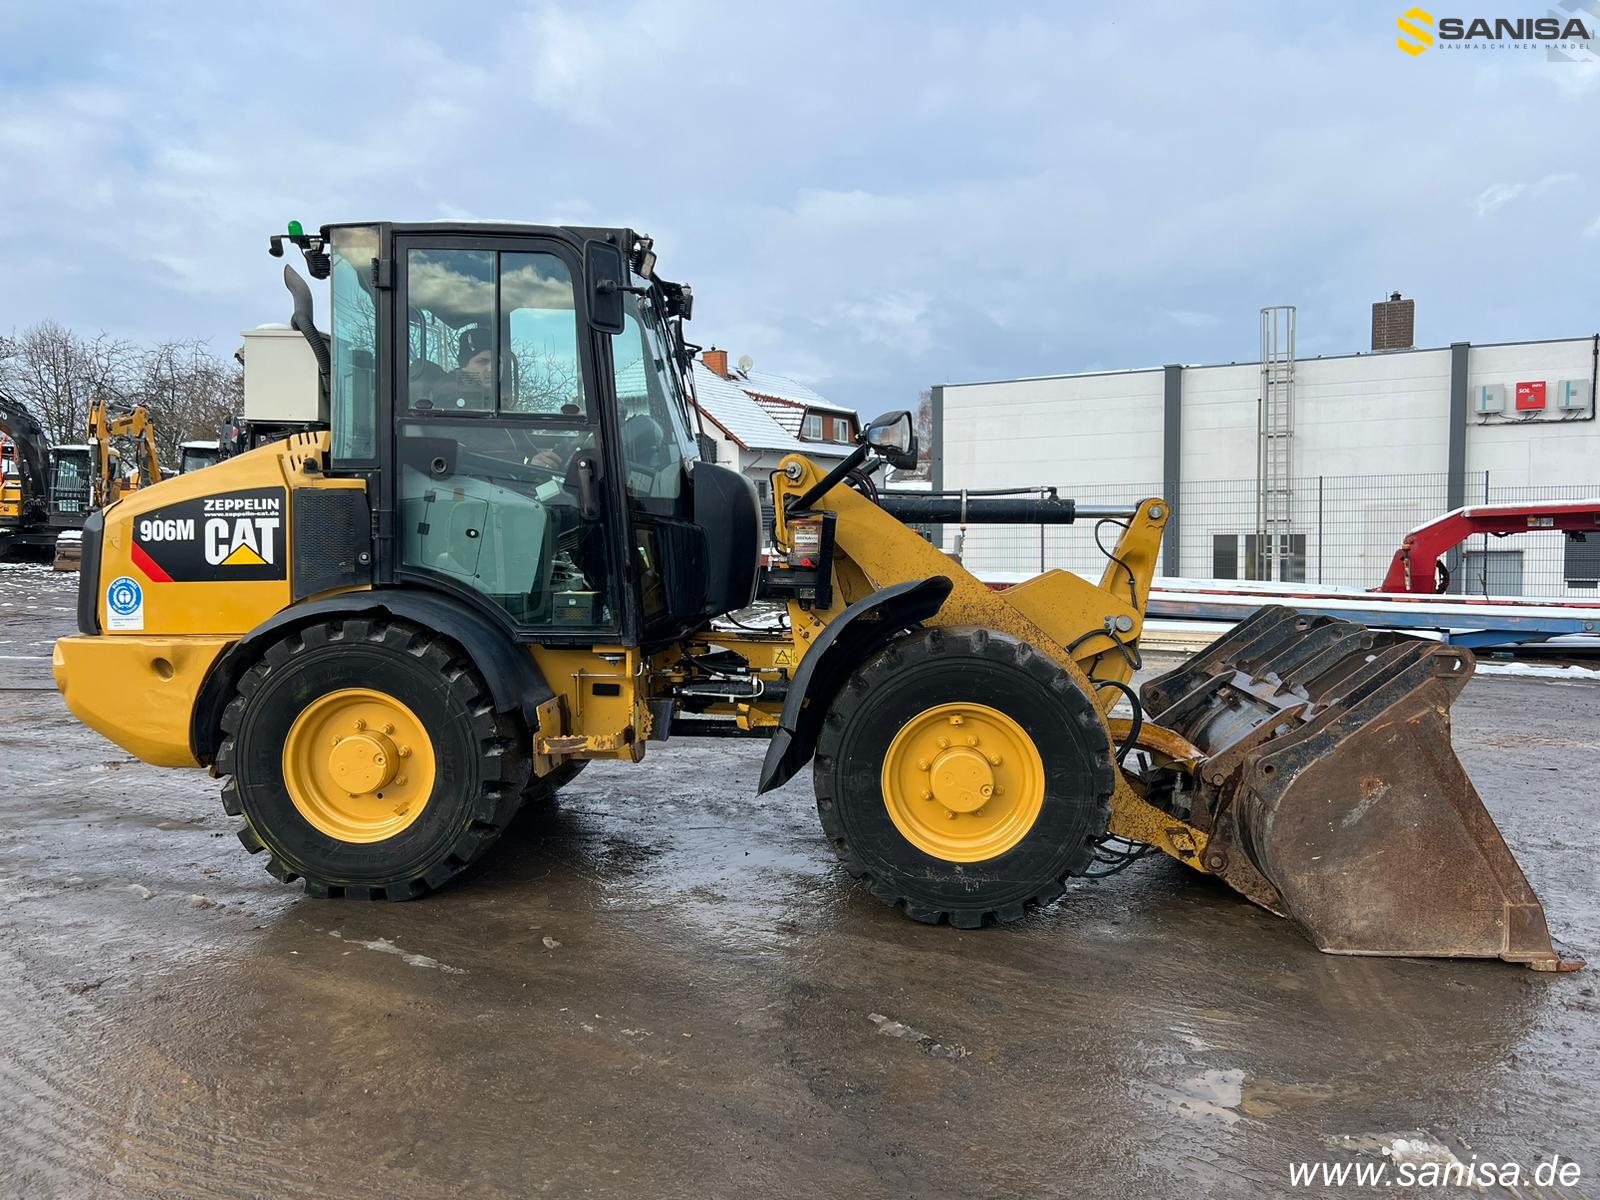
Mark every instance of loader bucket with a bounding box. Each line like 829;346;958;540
1141;607;1580;971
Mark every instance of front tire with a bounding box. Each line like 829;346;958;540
215;618;530;900
814;626;1114;927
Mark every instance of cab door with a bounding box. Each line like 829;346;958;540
391;235;626;640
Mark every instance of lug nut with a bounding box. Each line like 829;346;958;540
989;754;1002;766
944;809;956;819
382;723;395;735
398;746;411;759
917;759;930;771
937;737;950;749
967;736;978;746
354;719;367;731
921;790;932;800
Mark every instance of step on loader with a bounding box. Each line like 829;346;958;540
51;220;1579;969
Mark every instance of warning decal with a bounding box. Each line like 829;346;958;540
131;487;286;583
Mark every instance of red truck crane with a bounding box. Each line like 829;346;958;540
1379;500;1600;594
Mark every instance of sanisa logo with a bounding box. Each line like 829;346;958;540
1397;7;1594;55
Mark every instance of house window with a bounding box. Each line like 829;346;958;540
832;416;851;442
1212;534;1237;580
802;413;823;439
1565;533;1600;590
1461;549;1523;597
1280;535;1306;583
1239;533;1305;582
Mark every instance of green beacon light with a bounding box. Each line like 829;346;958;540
287;220;304;237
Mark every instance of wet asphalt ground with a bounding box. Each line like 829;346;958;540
1;561;1597;1198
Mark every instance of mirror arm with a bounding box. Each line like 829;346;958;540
786;443;872;514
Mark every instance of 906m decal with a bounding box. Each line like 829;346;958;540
131;488;286;582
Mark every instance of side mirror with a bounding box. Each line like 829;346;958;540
862;410;917;470
585;240;628;336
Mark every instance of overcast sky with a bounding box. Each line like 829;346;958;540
2;1;1597;413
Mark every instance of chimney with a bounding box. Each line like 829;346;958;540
1371;292;1415;352
701;347;729;378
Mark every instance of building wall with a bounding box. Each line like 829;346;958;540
938;336;1600;596
1464;339;1597;482
941;370;1166;491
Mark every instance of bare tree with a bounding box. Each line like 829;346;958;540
0;322;135;445
133;339;241;465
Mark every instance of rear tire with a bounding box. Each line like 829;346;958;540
814;626;1114;927
215;618;530;900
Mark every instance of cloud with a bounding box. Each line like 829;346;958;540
1;2;1598;415
1473;172;1578;218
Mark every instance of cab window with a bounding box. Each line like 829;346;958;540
610;290;698;504
405;249;496;414
503;254;585;416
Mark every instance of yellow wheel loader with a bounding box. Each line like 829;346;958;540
53;221;1578;970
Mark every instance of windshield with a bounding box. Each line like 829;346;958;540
180;446;218;473
610;285;698;502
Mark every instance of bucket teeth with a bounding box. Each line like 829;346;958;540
1142;606;1580;971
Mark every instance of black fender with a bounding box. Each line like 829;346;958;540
190;587;555;764
757;576;953;794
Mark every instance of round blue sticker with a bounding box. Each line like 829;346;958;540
107;576;143;617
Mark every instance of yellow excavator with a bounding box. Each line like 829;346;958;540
51;221;1579;970
87;398;164;502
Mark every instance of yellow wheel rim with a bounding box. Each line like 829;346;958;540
281;688;436;844
880;702;1045;863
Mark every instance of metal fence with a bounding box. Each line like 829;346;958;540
948;471;1599;600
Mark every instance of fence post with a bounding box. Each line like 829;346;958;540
1317;475;1324;585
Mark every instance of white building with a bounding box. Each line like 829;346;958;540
691;349;859;516
933;325;1599;598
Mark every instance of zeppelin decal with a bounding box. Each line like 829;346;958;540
131;488;286;582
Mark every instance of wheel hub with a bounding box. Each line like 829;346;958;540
281;688;435;844
929;745;993;813
327;730;401;795
880;702;1045;862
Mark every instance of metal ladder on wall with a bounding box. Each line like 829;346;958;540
1256;305;1296;581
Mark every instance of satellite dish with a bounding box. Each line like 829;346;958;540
737;354;754;373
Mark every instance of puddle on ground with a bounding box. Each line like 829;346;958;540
1135;1065;1337;1125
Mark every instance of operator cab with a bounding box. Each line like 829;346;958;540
178;440;223;474
48;445;94;520
283;221;760;648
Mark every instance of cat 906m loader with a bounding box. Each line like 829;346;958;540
52;220;1579;970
